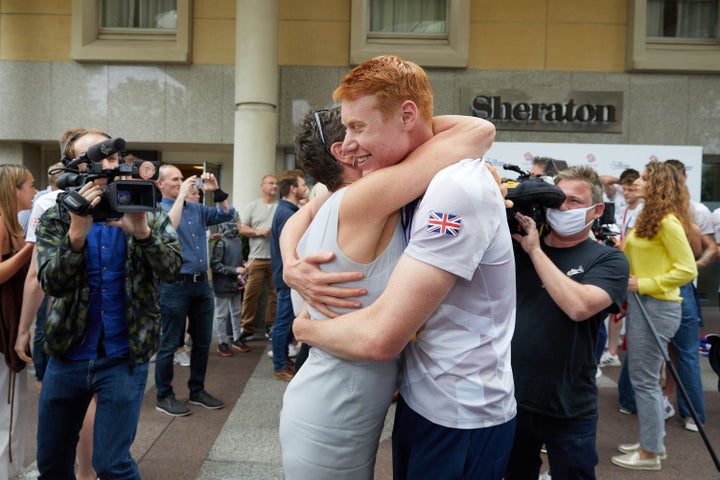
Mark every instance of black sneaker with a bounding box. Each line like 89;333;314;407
217;343;233;357
239;330;255;342
232;338;250;353
265;327;273;340
189;390;224;410
156;395;191;417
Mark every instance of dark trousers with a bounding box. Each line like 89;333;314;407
155;279;214;400
505;407;598;480
392;395;516;480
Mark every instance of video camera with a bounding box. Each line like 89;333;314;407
591;202;619;246
55;137;160;221
503;164;566;235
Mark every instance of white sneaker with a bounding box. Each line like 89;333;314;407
266;350;273;358
599;350;621;367
663;396;675;420
684;417;700;432
288;343;299;358
596;367;603;378
538;471;552;480
174;350;190;367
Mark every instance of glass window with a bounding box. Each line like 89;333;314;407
71;0;190;63
369;0;447;35
100;0;177;31
627;0;720;72
646;0;718;39
350;0;468;68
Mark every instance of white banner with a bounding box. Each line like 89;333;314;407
485;142;703;201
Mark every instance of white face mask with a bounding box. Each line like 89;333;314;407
546;204;597;237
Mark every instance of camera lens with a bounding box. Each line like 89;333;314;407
116;190;133;205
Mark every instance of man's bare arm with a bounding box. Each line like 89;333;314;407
293;254;456;360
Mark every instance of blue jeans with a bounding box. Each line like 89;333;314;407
595;321;607;364
272;287;294;371
505;408;598;480
672;283;706;422
37;355;149;479
618;354;636;413
155;279;215;400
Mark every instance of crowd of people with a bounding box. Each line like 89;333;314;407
0;53;717;480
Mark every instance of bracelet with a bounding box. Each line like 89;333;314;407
214;188;229;203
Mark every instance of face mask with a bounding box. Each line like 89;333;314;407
546;204;597;237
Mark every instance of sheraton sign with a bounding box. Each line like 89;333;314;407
464;89;623;133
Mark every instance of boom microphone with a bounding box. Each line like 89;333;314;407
82;137;126;163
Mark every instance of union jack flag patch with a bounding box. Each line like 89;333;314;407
426;211;462;236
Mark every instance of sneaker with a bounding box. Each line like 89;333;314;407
288;343;299;358
189;390;224;410
595;367;603;378
663;396;675;420
611;451;661;471
266;349;273;358
684;417;700;432
239;330;255;342
538;471;552;480
174;350;190;367
619;406;634;415
217;343;233;357
265;328;273;340
600;350;622;367
156;395;191;417
617;442;667;460
272;367;295;382
231;338;250;353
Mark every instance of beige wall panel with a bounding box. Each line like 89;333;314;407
1;14;70;61
547;24;625;71
1;0;69;14
471;0;546;22
194;18;235;65
279;21;348;66
195;0;235;18
469;22;546;70
279;0;349;21
548;0;626;24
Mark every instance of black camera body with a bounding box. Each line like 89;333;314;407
503;164;566;235
57;157;160;221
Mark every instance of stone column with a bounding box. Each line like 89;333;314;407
233;0;278;210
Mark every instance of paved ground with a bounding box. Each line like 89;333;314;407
13;306;720;479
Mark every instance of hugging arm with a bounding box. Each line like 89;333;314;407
293;254;456;361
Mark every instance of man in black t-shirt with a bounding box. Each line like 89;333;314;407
505;166;629;480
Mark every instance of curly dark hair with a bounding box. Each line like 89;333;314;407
294;106;345;191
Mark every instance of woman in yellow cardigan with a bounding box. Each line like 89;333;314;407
612;161;697;471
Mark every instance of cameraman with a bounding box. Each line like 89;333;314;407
33;129;182;478
505;166;629;480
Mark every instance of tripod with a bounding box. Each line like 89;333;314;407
632;291;720;473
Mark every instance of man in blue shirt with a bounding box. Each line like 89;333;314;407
154;164;235;417
269;169;307;380
35;129;182;478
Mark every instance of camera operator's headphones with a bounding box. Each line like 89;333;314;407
60;130;112;166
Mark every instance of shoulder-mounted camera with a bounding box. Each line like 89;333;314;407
503;164;566;235
54;137;160;221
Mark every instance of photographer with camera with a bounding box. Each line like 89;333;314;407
505;165;629;480
154;164;235;417
33;129;182;478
